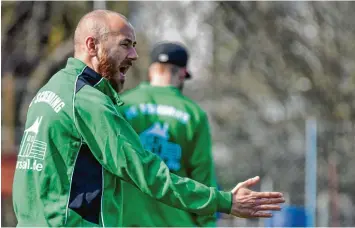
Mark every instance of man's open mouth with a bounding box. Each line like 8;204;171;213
118;65;131;83
119;63;132;75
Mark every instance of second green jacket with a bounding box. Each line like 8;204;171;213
118;83;219;227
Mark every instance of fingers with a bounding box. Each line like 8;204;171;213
254;191;283;199
243;176;260;188
255;204;282;211
252;211;273;218
251;205;281;218
232;176;260;193
255;197;285;205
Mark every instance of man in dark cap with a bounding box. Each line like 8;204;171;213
118;41;217;226
117;41;264;226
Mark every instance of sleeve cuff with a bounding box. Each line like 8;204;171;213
216;191;233;214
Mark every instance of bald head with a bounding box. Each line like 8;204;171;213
74;10;130;54
72;9;138;92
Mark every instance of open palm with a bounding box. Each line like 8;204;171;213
230;176;285;218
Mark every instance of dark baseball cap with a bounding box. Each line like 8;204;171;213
150;42;192;79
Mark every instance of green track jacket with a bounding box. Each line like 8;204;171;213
118;83;218;227
12;58;232;227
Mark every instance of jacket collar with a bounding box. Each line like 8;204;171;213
66;57;124;106
138;82;182;96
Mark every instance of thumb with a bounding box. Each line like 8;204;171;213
232;176;260;193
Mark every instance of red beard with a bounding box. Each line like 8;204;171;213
97;49;117;80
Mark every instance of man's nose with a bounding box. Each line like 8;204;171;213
128;48;138;61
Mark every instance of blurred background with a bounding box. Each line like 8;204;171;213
2;1;355;227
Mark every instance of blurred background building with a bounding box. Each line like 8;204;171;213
2;1;355;226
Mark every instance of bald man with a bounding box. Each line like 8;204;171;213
13;10;285;227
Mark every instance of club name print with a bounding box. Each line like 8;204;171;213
16;159;43;171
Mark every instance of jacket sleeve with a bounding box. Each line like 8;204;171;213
73;87;232;215
188;112;218;226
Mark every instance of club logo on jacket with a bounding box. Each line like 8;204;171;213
139;122;182;171
16;116;46;171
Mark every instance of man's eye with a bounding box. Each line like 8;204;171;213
121;43;130;47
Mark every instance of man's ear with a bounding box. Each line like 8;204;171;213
85;36;98;57
180;68;187;80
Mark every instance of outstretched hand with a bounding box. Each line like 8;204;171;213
230;176;285;218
